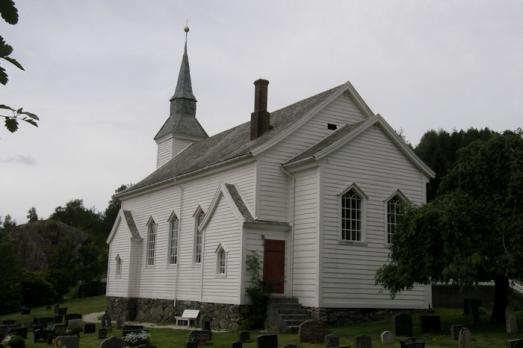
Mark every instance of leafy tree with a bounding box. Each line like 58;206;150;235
0;0;39;133
415;128;496;201
376;131;523;323
3;214;16;231
26;207;38;222
101;184;128;235
51;199;102;236
0;233;22;314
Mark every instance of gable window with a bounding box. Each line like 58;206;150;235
168;212;179;265
341;187;363;241
194;208;205;263
387;195;404;244
146;218;157;266
216;246;226;275
115;255;122;277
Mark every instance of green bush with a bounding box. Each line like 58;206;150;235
20;271;58;306
242;251;269;329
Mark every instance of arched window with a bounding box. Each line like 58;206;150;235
341;187;363;241
216;245;226;275
168;212;179;265
387;194;404;244
146;217;157;265
194;207;205;263
115;254;122;277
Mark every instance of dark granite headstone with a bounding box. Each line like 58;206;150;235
420;315;441;333
507;339;523;348
450;325;464;340
232;341;243;348
98;328;108;339
65;313;82;326
394;314;413;337
257;334;278;348
325;334;340;348
298;320;327;343
203;320;212;339
355;335;371;348
101;336;126;348
188;330;212;346
400;338;425;348
84;323;96;334
239;331;251;343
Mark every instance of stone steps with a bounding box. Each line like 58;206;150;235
266;297;311;333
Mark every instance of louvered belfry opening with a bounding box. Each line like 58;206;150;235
250;79;271;140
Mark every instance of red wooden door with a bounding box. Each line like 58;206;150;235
263;239;285;294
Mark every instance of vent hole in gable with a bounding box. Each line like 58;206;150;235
327;123;337;130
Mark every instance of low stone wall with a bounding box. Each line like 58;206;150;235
432;285;523;309
308;307;408;326
106;297;247;330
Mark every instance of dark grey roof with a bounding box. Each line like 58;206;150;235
154;114;208;140
172;42;196;101
284;120;366;166
123;210;141;239
124;83;347;195
224;183;253;222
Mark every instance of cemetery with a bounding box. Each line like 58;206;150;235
0;295;522;347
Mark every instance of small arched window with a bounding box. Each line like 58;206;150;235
341;187;363;241
216;246;226;275
115;254;122;277
168;212;179;265
387;194;404;244
146;217;157;266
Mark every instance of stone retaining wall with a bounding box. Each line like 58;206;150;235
307;307;407;326
106;297;247;330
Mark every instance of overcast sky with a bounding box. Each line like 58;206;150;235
1;1;522;223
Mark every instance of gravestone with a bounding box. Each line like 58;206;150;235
355;335;372;348
298;320;327;343
186;342;198;348
420;315;441;333
65;314;82;326
257;334;278;348
507;339;523;348
506;306;518;334
101;313;112;332
101;336;126;348
380;331;394;345
202;320;212;339
122;325;144;337
325;334;340;348
55;335;79;348
450;325;464;340
98;328;108;339
54;315;63;323
188;330;212;346
68;319;84;335
53;324;67;337
58;307;68;317
458;328;471;348
239;331;250;343
231;341;242;348
393;314;413;337
400;338;424;348
84;323;96;334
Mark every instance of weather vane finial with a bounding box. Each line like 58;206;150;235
184;20;189;41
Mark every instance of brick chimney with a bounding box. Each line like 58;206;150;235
250;79;271;140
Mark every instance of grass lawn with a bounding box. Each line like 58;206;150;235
1;296;522;347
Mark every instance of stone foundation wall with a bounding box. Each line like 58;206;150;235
106;297;247;330
307;307;409;326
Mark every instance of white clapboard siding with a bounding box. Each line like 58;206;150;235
120;161;256;301
292;167;320;307
257;93;366;222
244;228;290;303
156;137;173;168
106;218;131;297
201;198;243;304
319;124;429;308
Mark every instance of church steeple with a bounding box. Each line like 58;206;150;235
154;26;208;167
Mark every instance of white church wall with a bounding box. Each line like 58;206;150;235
106;215;132;298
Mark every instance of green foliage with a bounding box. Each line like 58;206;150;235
243;251;269;329
26;207;38;222
377;131;523;322
20;271;57;306
0;234;22;314
415;128;496;201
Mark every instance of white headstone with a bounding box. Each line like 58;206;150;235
380;331;395;345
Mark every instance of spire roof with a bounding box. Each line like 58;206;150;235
171;41;196;101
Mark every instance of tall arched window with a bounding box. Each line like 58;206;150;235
168;212;179;265
387;195;404;244
146;217;157;265
341;187;363;241
216;246;226;275
115;254;122;277
194;208;205;263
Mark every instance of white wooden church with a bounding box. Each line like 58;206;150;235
106;28;435;329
